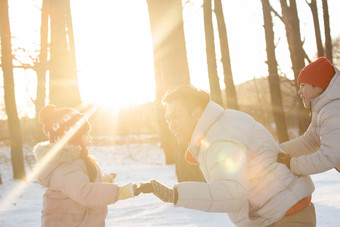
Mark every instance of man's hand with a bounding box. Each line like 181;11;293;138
135;179;178;204
277;153;291;169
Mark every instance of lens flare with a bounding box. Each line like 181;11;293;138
200;137;210;149
0;104;99;213
193;134;211;150
217;143;246;174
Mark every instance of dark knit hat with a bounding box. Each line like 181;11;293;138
39;104;91;147
297;57;335;90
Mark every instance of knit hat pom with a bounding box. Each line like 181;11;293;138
39;104;58;126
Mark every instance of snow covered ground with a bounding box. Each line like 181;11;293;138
0;142;340;226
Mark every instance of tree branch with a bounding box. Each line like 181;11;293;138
268;4;284;22
304;49;312;63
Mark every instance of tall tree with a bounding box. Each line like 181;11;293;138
203;0;223;106
271;0;310;134
261;0;289;143
322;0;332;62
0;0;26;180
49;0;81;108
306;0;324;57
35;0;49;141
147;0;204;182
214;0;239;110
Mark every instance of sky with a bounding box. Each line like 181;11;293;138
0;142;340;226
2;0;340;115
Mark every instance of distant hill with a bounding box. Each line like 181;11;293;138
224;76;303;140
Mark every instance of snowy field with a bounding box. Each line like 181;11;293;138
0;142;340;227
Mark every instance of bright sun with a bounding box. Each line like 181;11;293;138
78;69;156;110
72;0;156;110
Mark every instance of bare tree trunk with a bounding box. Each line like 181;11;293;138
49;0;81;108
0;0;26;180
261;0;289;143
65;0;78;86
306;0;324;57
147;0;204;182
203;0;223;106
35;0;49;142
278;0;310;134
322;0;332;62
214;0;238;110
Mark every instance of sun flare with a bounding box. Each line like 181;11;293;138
78;69;155;110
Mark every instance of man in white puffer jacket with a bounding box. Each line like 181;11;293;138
278;57;340;175
135;85;315;227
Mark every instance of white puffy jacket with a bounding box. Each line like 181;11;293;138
174;102;314;227
280;66;340;175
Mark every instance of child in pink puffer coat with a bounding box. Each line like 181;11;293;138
33;105;135;227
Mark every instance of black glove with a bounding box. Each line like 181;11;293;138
134;179;178;204
277;153;291;169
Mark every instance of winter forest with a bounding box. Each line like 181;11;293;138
1;0;340;226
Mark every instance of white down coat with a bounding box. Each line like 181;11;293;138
280;66;340;175
174;102;314;227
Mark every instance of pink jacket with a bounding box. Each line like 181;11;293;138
33;142;119;227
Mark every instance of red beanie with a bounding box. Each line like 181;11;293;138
39;104;91;147
297;57;335;90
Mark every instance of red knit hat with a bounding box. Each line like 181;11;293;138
39;104;91;147
297;57;335;90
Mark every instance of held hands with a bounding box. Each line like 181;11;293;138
134;179;178;204
277;153;291;169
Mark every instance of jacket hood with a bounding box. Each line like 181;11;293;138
189;101;224;158
33;141;82;187
312;66;340;113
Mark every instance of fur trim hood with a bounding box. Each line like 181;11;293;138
33;141;83;187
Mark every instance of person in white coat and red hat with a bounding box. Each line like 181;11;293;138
278;57;340;175
135;85;316;227
33;104;136;227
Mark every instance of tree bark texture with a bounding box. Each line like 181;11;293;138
35;0;49;142
307;0;324;58
322;0;332;62
279;0;310;134
0;0;26;180
49;0;81;108
214;0;239;110
261;0;289;143
146;0;204;182
203;0;223;106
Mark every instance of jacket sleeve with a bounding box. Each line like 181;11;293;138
175;141;248;213
290;109;340;175
53;160;120;207
279;124;319;157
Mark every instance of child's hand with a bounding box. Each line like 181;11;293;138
103;172;117;183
